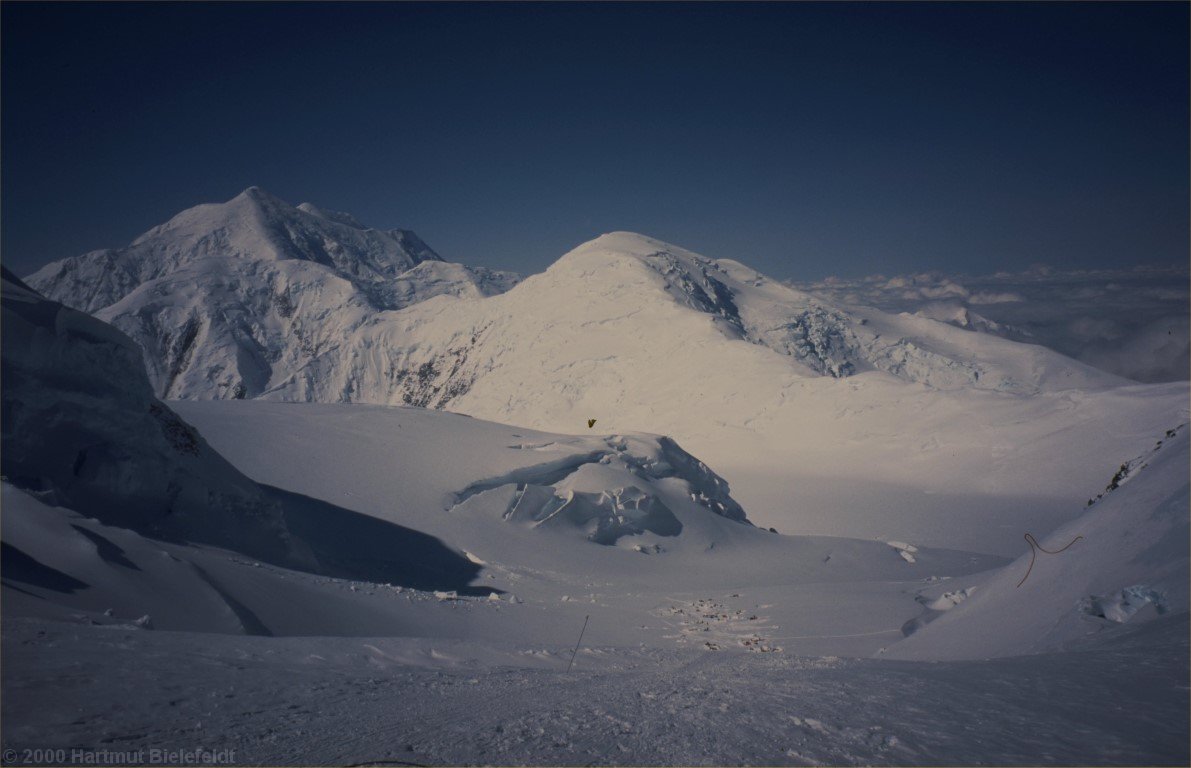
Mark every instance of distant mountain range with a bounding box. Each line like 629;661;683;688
28;187;1125;410
790;266;1189;384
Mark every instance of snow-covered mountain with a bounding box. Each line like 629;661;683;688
28;187;449;313
25;188;519;399
29;194;1126;406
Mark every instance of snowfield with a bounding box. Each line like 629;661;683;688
4;194;1189;765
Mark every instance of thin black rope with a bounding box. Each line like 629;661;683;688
1016;532;1084;588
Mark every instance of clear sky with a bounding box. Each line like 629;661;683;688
2;2;1187;281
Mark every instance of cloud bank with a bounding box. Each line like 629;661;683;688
789;266;1189;383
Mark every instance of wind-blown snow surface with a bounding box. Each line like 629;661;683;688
3;613;1186;766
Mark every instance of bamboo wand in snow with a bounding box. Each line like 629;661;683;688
567;615;590;673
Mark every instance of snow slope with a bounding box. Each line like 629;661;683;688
885;422;1190;660
0;268;291;562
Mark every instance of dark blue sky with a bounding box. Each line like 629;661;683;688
2;2;1187;280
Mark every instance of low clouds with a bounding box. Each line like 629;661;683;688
790;266;1189;383
967;291;1024;305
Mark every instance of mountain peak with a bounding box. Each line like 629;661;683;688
25;190;445;316
549;232;724;291
232;185;286;207
573;231;677;256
